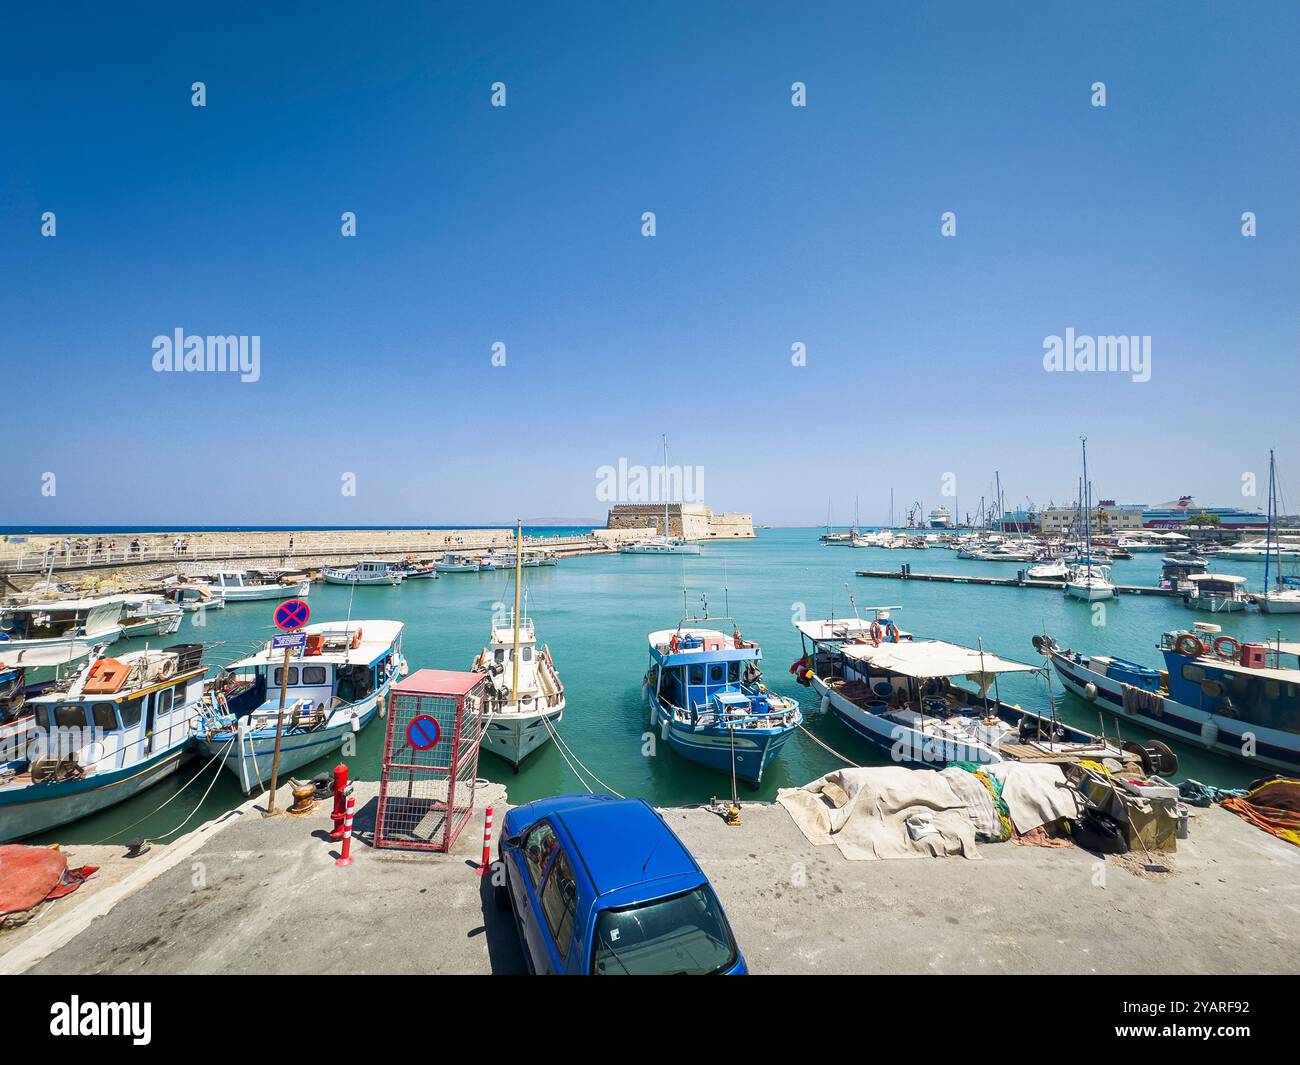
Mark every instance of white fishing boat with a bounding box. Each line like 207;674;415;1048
204;568;312;602
620;435;702;555
195;621;406;793
117;594;184;639
0;596;125;668
164;581;226;611
434;553;482;573
1182;573;1250;614
471;527;566;767
322;559;405;585
1064;438;1117;601
0;643;208;841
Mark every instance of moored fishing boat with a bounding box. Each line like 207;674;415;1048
792;609;1138;769
470;524;566;767
1037;625;1300;774
322;559;405;585
644;613;801;785
202;568;312;602
0;595;126;668
0;643;208;841
194;620;405;793
1181;573;1250;613
434;553;482;573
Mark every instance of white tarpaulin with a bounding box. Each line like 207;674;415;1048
839;639;1039;679
984;761;1080;834
777;766;981;861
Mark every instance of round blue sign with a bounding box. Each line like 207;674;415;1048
274;599;311;631
406;714;441;751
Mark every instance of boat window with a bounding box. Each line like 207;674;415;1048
709;664;724;683
494;649;505;665
689;665;704;685
591;886;738;976
157;689;174;715
1181;665;1205;684
120;697;143;728
54;703;88;728
540;850;577;960
273;667;300;686
171;682;188;705
302;666;327;685
523;822;559;891
522;646;533;662
90;702;119;730
728;662;740;683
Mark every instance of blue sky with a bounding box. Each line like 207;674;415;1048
2;2;1297;525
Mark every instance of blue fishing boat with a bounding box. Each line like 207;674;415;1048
1037;625;1300;774
0;643;208;842
643;617;801;785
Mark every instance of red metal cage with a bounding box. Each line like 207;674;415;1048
374;669;486;852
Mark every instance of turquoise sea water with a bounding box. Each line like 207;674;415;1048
40;529;1295;844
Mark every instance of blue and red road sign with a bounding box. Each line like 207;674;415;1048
406;714;441;751
274;599;311;631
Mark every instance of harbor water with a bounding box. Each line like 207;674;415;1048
40;529;1289;844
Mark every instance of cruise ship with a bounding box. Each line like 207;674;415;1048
1142;496;1268;530
927;506;953;529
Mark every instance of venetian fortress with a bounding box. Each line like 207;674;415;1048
605;503;755;540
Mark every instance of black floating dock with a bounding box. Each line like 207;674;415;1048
855;566;1182;597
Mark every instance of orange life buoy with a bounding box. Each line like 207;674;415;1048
869;621;883;646
1174;633;1205;658
1213;635;1241;661
669;634;680;654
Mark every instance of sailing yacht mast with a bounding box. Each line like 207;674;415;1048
1081;438;1093;579
511;519;522;704
1266;449;1275;593
661;434;670;539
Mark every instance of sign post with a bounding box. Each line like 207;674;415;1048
266;599;311;814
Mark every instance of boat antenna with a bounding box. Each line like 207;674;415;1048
723;559;729;618
843;582;860;620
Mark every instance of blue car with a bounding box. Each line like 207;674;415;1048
496;794;747;975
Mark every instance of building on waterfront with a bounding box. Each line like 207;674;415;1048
606;504;755;540
1039;501;1145;534
997;507;1040;533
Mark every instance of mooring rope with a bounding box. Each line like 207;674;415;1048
88;744;227;846
149;740;234;844
797;723;863;768
540;712;625;798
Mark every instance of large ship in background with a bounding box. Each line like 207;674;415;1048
1142;496;1268;530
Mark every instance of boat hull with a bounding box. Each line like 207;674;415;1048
0;745;189;842
322;573;403;585
1048;649;1300;773
1065;582;1115;601
0;629;124;668
199;687;386;794
647;693;793;784
482;705;564;768
218;580;312;602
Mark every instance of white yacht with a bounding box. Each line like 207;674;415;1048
1027;559;1072;580
322;559;405;585
0;596;125;668
1254;450;1300;612
204;568;312;602
619;435;702;555
1182;573;1250;614
470;525;566;767
1064;439;1117;602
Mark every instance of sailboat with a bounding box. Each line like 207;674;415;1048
1065;438;1117;601
1258;449;1300;613
620;435;702;555
471;521;567;766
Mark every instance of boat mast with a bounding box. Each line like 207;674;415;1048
662;434;670;540
511;519;522;705
1081;437;1093;578
1265;449;1275;593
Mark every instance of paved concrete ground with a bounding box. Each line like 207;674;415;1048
10;783;1300;975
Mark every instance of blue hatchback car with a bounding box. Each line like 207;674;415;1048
496;794;747;975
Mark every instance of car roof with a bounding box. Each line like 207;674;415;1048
542;797;702;897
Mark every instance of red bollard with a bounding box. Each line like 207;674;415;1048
336;794;355;867
330;763;349;841
477;805;494;877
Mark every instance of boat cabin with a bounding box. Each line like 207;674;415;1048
1162;631;1300;733
0;597;124;644
647;627;774;726
14;645;206;776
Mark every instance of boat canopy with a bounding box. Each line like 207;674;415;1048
228;620;403;669
1185;573;1248;585
795;613;902;643
840;639;1040;680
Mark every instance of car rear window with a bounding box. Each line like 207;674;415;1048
591;886;737;975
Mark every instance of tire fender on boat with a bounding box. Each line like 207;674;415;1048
1083;682;1098;701
819;693;831;713
1200;718;1219;749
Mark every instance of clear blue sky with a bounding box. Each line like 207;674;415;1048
3;2;1297;525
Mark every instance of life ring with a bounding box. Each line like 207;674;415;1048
1212;635;1241;661
869;621;883;645
1174;634;1205;658
669;634;680;654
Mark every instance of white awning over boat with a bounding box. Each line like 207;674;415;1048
839;639;1040;679
795;614;902;642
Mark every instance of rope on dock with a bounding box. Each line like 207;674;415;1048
797;723;863;769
